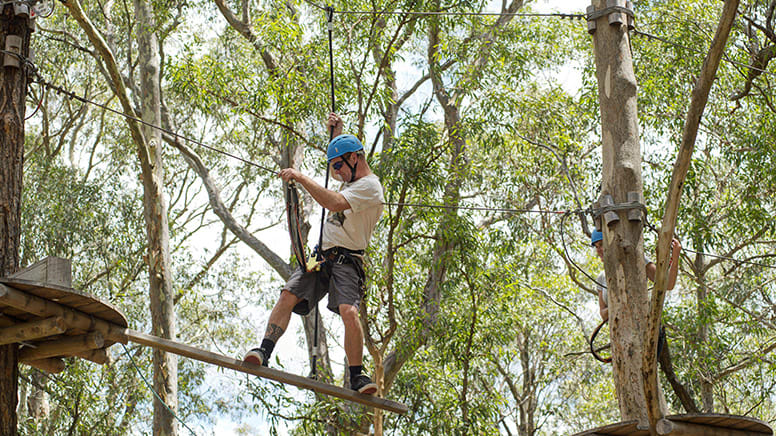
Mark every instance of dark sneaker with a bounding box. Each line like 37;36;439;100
351;374;377;395
244;348;268;367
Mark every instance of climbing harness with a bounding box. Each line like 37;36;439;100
321;247;366;281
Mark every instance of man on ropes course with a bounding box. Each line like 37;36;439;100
590;229;682;363
244;113;384;395
592;230;682;322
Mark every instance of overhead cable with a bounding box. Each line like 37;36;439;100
644;219;776;271
682;247;776;271
303;0;583;18
30;66;776;275
384;201;575;215
633;28;776;78
559;210;601;286
38;79;279;176
332;9;584;19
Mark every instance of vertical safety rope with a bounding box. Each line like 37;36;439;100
311;4;336;378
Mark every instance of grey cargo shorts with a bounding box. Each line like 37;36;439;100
284;259;364;315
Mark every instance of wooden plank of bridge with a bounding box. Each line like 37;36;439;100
124;329;409;415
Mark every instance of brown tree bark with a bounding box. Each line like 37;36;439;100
589;0;653;424
134;0;177;434
0;5;32;434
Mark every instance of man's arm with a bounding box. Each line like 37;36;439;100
645;238;682;290
646;261;657;283
277;113;350;211
666;238;681;290
279;169;351;212
598;289;609;321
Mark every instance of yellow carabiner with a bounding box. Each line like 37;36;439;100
306;253;324;272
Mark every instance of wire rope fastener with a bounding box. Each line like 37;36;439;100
626;191;642;222
13;1;29;17
592;193;646;227
325;5;334;31
586;0;634;34
3;37;23;68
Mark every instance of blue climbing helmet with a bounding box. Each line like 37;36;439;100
327;134;363;162
591;229;603;246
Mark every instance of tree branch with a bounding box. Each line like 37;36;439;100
162;133;293;280
645;0;740;430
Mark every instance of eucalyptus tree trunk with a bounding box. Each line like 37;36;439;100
693;249;714;411
589;0;654;424
58;0;178;432
518;332;537;436
134;1;177;434
0;5;32;433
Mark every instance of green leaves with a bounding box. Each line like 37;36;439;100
20;0;776;432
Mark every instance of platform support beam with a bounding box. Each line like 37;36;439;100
19;332;104;361
72;348;111;365
19;358;66;374
0;317;67;345
0;284;127;344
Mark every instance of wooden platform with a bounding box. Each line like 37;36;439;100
0;258;127;372
572;413;773;436
0;278;128;331
0;257;408;414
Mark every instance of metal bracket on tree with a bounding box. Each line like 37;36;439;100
586;0;635;35
591;193;646;228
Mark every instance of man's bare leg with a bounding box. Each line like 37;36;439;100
245;290;301;366
340;303;376;394
340;303;364;365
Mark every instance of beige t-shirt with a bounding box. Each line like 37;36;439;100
322;173;384;252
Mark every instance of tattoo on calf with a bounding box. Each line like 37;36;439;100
265;324;285;342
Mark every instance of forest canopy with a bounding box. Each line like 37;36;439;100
10;0;776;434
